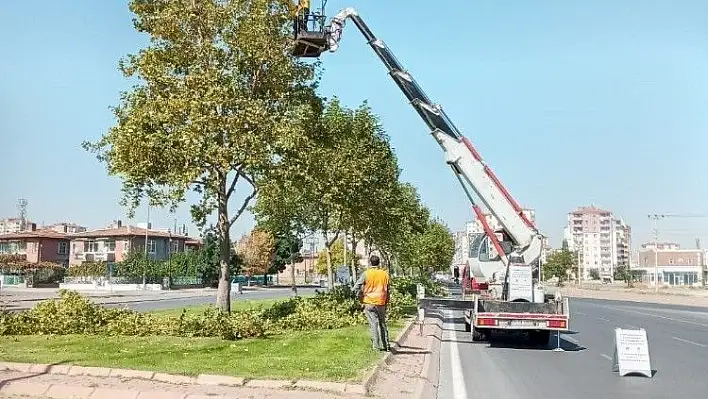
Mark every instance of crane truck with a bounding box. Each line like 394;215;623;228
291;3;570;344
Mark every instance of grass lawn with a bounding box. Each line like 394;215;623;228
148;297;300;318
0;320;408;381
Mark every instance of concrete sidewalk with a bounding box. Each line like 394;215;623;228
0;367;366;399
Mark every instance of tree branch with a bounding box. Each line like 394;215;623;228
229;188;258;228
226;173;240;200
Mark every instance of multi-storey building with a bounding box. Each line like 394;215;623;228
68;220;190;267
0;226;71;267
615;219;631;268
567;206;631;280
0;218;34;234
44;222;87;234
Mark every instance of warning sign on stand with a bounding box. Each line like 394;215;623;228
612;328;653;378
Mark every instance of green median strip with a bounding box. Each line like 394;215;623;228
0;321;405;381
148;296;313;318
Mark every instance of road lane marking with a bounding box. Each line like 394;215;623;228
447;310;469;399
672;336;708;348
600;354;612;360
597;317;611;322
602;306;708;329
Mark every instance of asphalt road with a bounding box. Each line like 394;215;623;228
109;287;319;312
436;293;708;399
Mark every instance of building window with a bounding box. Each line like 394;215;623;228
58;242;68;255
85;240;99;253
148;239;157;254
171;241;179;253
105;240;116;252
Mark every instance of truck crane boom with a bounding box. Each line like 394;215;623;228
294;5;569;344
325;8;543;280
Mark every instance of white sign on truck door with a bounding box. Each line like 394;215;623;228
507;264;533;301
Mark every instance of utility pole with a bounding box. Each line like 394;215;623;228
647;214;664;293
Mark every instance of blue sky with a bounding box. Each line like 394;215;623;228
1;0;707;248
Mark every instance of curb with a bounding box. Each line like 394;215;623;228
361;316;418;395
413;317;444;399
0;362;365;396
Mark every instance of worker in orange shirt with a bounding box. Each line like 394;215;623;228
353;254;391;351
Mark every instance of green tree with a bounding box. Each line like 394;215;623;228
377;182;431;273
269;232;303;288
194;227;242;286
315;239;360;275
397;218;455;275
253;98;396;289
83;0;318;312
589;268;600;280
542;248;578;283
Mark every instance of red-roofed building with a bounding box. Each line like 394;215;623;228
0;225;71;267
67;220;192;266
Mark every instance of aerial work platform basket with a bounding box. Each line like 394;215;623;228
291;1;329;58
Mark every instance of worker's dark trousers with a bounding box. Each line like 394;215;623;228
364;304;389;350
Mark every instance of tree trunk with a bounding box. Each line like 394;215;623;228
215;189;232;313
323;232;334;291
290;259;298;295
350;234;358;282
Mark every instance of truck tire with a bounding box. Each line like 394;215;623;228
529;330;551;345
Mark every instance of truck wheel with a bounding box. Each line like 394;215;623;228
472;327;485;342
529;330;551;345
464;321;471;332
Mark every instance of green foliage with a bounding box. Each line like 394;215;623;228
315;239;359;275
268;231;303;275
82;0;320;312
542;248;578;283
589;268;600;280
113;251;164;280
390;275;447;298
0;277;435;340
253;98;403;287
396;218;455;275
66;262;108;278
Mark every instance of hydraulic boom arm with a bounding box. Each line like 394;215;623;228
320;8;543;267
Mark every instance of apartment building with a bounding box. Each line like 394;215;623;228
68;221;190;266
0;227;71;266
567;206;632;280
45;222;87;234
0;218;34;234
615;219;631;267
452;231;468;267
635;242;704;286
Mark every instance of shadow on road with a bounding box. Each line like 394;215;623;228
485;333;587;352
